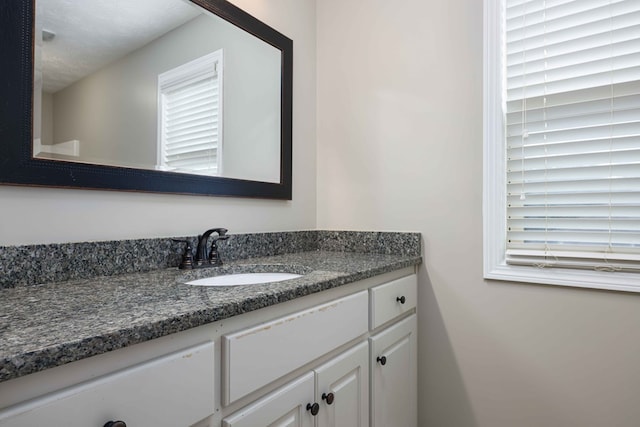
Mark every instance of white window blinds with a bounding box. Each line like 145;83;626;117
158;50;223;176
504;0;640;271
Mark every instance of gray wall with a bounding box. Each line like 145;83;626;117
50;13;281;182
316;1;640;426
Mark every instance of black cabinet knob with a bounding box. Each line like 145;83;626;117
322;392;335;405
307;402;320;416
377;355;387;366
103;422;127;427
397;296;406;304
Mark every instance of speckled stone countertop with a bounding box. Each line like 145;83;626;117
0;249;421;383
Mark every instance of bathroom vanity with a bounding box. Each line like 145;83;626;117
1;0;419;422
0;233;420;427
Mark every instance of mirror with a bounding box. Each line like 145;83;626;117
0;0;292;199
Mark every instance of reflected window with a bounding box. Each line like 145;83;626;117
157;50;223;175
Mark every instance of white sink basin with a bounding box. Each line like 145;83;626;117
186;272;302;287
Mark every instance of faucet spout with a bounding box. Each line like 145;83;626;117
195;228;228;267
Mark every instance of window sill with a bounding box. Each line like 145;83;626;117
485;263;640;293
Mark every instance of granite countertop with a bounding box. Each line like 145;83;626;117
0;250;421;383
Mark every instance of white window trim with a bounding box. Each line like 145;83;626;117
482;0;640;293
156;50;223;175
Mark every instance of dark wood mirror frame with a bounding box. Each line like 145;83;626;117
0;0;293;199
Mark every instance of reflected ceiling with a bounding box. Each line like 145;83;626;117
39;0;199;92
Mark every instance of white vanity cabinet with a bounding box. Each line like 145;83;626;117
0;342;215;427
222;291;369;406
221;291;370;427
368;274;418;427
223;271;417;427
0;267;418;427
222;342;369;427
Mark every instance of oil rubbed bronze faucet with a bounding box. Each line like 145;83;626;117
174;228;229;270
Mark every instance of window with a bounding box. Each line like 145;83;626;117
484;0;640;292
158;50;223;176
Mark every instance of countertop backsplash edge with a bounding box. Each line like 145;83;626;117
0;230;422;289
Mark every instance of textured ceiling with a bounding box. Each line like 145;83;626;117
38;0;201;93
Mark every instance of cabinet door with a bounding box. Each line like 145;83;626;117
315;342;369;427
223;372;315;427
369;314;417;427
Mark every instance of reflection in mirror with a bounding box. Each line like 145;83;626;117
33;0;282;183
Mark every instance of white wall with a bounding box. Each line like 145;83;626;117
316;1;640;426
0;0;316;246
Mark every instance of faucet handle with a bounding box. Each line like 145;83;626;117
208;231;229;266
172;239;194;270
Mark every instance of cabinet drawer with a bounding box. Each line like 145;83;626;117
369;274;417;329
0;342;215;427
223;291;368;405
